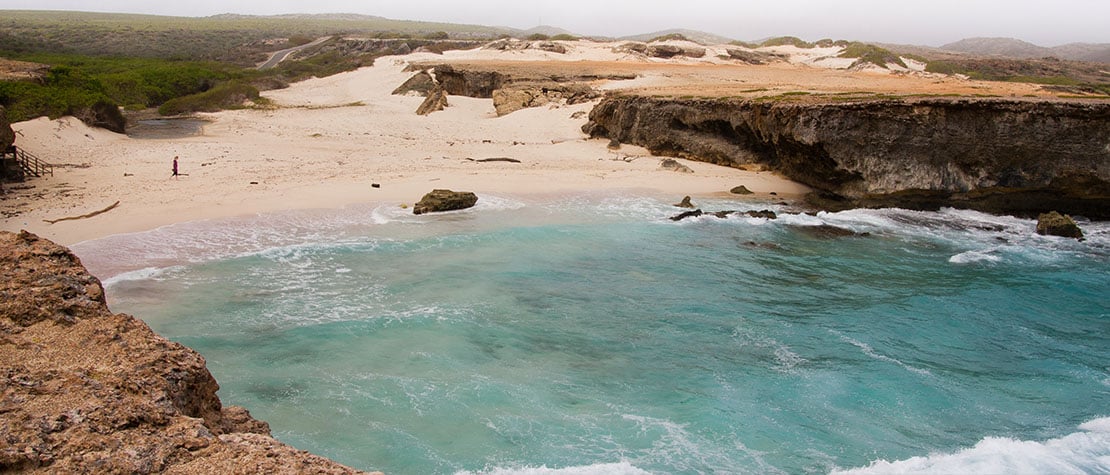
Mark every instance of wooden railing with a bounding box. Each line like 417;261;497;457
10;147;53;178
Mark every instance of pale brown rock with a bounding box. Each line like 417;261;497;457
416;86;449;115
0;231;366;473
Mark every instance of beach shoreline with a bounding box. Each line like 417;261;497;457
0;49;812;246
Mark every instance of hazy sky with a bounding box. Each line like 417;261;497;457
3;0;1108;46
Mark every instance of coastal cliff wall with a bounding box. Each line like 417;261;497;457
583;96;1110;218
0;231;366;473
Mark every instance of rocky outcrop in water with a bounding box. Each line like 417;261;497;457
1036;211;1085;239
0;231;366;473
413;189;479;215
584;96;1110;219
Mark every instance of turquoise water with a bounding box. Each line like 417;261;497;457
80;194;1110;474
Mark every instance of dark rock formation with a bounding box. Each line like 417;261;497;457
584;96;1110;219
537;42;567;54
675;196;695;208
644;44;706;59
392;70;437;96
416;86;449;115
0;231;367;473
432;64;507;98
1036;211;1085;239
792;224;865;238
745;210;778;219
730;185;754;195
413;189;479;215
670;209;703;221
660;158;694;173
724;49;786;64
0;106;13;151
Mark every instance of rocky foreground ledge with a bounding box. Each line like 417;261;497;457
0;231;368;473
584;96;1110;219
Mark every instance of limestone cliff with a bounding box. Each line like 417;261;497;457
0;231;367;473
584;96;1110;218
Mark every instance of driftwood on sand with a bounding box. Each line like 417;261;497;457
43;201;120;224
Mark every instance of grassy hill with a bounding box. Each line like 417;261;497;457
0;10;512;65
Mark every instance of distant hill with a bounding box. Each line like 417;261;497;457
518;25;579;38
620;29;735;45
941;37;1110;64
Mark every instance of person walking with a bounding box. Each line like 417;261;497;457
172;156;179;178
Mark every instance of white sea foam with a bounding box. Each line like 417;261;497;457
101;266;180;288
948;250;1003;265
831;417;1110;474
454;461;649;475
834;331;932;377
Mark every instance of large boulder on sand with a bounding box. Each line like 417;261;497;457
1036;211;1084;239
1;106;14;151
413;189;479;215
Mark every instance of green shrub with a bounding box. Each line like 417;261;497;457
760;36;814;48
550;34;579;41
838;42;907;69
649;33;690;43
157;80;260;115
526;33;550;41
288;34;315;46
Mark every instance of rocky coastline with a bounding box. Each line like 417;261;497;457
583;96;1110;219
0;231;368;473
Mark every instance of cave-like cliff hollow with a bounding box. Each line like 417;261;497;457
584;96;1110;218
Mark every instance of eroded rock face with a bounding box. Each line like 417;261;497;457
392;70;437;96
584;96;1110;218
492;83;597;116
0;106;13;151
433;64;507;98
413;189;479;215
0;231;365;473
416;86;449;115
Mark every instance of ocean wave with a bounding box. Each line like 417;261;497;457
833;331;932;377
454;461;649;475
948;249;1003;265
101;266;181;288
831;417;1110;474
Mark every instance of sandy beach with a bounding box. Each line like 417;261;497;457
4;39;1055;246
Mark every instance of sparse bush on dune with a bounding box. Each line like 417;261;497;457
760;36;815;48
838;42;907;69
649;33;691;43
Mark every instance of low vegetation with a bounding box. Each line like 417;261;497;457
0;12;491;124
649;33;691;43
838;42;907;69
924;57;1110;94
760;36;815;49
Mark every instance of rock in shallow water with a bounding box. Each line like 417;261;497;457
1036;211;1084;239
413;189;479;215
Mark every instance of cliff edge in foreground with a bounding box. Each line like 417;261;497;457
584;96;1110;218
0;231;367;473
